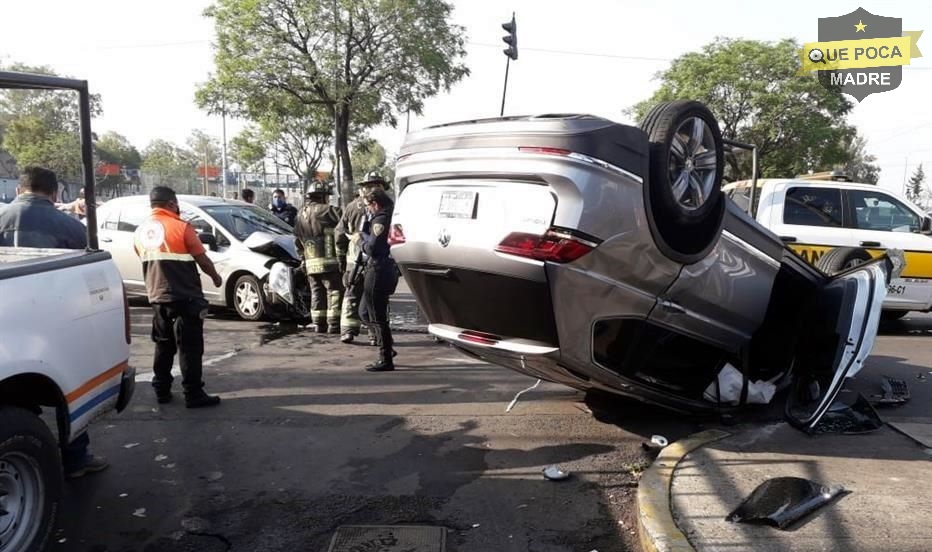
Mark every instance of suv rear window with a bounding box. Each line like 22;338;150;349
783;187;843;227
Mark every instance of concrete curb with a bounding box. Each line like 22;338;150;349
637;429;731;552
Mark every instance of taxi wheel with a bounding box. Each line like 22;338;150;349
232;274;266;321
816;247;873;275
640;100;725;264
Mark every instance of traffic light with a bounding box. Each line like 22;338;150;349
502;14;517;60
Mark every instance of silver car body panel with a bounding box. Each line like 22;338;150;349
394;114;890;420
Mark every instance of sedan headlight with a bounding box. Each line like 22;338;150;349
269;262;294;304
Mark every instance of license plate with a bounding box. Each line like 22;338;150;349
438;190;477;219
887;284;907;295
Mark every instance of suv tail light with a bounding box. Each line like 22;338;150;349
388;224;406;246
495;229;597;263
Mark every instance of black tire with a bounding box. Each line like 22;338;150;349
815;247;873;275
231;274;266;321
0;406;62;552
881;310;909;321
640;100;726;263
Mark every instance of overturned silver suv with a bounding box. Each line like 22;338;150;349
390;100;900;431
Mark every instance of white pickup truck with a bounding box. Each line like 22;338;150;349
0;72;135;552
725;175;932;319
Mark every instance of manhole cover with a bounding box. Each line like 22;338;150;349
327;525;445;552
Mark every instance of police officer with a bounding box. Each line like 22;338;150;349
357;187;399;372
336;172;388;344
134;186;223;408
294;180;344;333
269;188;298;226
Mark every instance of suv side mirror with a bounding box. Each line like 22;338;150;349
198;232;218;251
922;216;932;235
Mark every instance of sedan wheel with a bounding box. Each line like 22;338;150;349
232;274;266;321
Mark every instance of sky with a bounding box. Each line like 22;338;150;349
1;0;930;194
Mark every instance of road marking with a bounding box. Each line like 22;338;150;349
134;350;239;382
436;357;488;365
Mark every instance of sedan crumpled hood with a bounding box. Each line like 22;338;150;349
243;232;300;261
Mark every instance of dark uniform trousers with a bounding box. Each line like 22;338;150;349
362;258;395;359
151;298;208;396
309;271;344;328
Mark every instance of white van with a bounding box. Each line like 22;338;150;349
725;177;932;318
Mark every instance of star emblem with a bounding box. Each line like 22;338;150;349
854;19;867;32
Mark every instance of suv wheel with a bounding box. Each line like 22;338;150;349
640;100;726;263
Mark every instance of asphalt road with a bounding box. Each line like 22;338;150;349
51;301;932;552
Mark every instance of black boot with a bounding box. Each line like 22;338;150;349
365;326;394;372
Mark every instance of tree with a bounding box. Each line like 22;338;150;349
0;62;102;183
350;136;393;185
631;38;860;181
186;130;221;168
198;0;469;202
908;163;926;206
96;131;142;168
838;133;880;185
142;139;197;189
229;127;267;174
94;131;143;197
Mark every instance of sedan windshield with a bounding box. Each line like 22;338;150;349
202;204;293;240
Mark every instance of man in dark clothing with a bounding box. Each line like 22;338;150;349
357;188;399;372
0;168;86;248
269;188;297;226
134;186;223;408
335;173;388;344
294;181;344;333
0;166;108;478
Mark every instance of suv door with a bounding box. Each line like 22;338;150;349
844;188;932;309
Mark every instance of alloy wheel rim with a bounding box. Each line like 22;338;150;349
667;116;718;211
235;282;260;316
0;453;44;551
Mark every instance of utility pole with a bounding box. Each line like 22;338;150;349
221;105;228;199
903;156;909;197
500;13;518;117
203;142;209;196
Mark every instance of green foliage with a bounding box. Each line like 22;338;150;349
908;163;926;204
198;0;469;199
229;127;267;173
350;136;393;185
141;139;197;188
0;62;103;182
631;38;864;181
96;131;142;168
838;134;880;185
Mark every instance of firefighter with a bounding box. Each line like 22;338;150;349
335;172;388;344
294;180;344;333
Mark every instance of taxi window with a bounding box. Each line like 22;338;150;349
783;187;843;227
848;190;919;233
